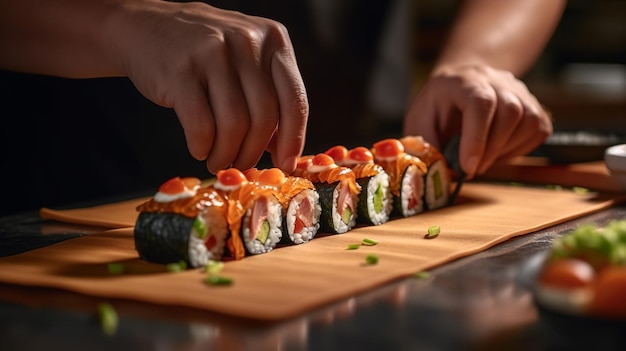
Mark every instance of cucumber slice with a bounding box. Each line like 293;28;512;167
193;217;207;239
341;207;353;224
256;220;270;244
432;170;442;199
373;183;384;214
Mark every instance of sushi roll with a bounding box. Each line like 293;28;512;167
292;154;361;234
400;135;451;210
325;145;392;226
134;176;229;268
371;138;428;217
243;167;321;244
215;169;284;260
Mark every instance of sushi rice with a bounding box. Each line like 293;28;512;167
358;170;392;225
330;181;357;233
397;164;425;217
241;195;283;254
423;159;450;210
284;188;321;244
187;207;229;267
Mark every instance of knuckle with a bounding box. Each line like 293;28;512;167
499;96;523;118
467;88;497;111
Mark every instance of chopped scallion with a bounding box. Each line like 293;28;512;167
107;263;125;275
572;186;589;195
365;254;379;265
98;302;118;336
166;260;187;273
425;225;440;239
362;238;378;246
205;260;224;275
204;275;233;286
347;243;360;250
413;271;431;279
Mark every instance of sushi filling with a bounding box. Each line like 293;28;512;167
399;164;425;217
286;189;321;244
332;180;357;233
424;160;450;210
364;172;392;225
241;196;283;254
188;208;229;267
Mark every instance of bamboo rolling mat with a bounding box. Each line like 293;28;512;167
1;181;624;321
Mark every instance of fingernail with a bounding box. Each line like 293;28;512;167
281;156;297;173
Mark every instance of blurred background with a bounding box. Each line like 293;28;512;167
411;0;626;140
1;0;624;215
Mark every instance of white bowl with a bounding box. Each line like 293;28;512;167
605;144;626;190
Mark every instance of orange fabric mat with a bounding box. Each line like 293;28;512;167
2;182;624;321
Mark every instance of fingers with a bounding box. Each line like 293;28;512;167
269;37;309;173
403;89;442;150
125;3;307;175
173;78;216;162
203;19;307;174
203;39;251;173
404;65;552;179
474;90;523;174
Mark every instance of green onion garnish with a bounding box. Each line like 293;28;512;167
166;260;187;273
107;263;125;275
413;271;431;279
362;238;378;246
347;243;360;250
205;260;224;275
572;186;589;195
425;225;440;239
204;275;234;286
98;302;118;336
365;254;379;265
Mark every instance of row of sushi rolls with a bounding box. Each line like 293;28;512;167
134;136;454;268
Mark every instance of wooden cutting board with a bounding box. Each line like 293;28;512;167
2;182;624;321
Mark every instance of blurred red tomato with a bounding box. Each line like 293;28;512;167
538;258;596;289
589;266;626;318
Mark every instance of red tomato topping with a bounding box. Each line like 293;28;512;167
325;145;348;164
399;136;427;153
258;168;286;185
296;156;314;170
373;138;404;158
347;147;373;163
242;168;260;182
159;177;186;194
311;153;336;167
181;177;201;189
538;258;596;289
216;168;247;187
589;266;626;317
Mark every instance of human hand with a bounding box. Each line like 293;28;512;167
107;0;308;174
403;64;552;179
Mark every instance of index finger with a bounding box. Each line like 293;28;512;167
457;85;497;178
270;46;309;173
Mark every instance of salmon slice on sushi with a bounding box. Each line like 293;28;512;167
400;135;452;210
243;167;321;245
292;154;361;234
372;138;428;218
215;169;283;260
134;176;229;268
325;145;392;226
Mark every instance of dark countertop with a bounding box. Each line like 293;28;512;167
1;203;626;351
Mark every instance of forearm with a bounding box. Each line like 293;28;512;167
0;0;137;78
434;0;566;76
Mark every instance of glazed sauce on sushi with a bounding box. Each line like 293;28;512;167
136;177;227;218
